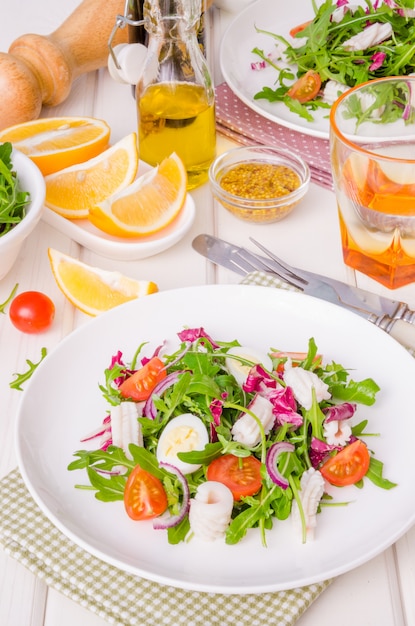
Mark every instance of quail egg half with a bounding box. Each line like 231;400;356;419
156;413;209;475
225;345;272;386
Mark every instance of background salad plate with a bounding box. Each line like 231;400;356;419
15;285;415;594
220;0;330;139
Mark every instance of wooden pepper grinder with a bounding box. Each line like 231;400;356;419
0;0;130;131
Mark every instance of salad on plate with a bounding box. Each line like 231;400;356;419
252;0;415;121
69;326;396;547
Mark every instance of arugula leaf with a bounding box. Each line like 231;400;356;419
86;466;126;502
303;390;326;440
283;96;316;122
226;485;291;546
167;516;190;544
226;505;263;545
178;441;223;465
366;456;397;490
329;377;380;405
0;282;18;314
69;447;133;502
0;142;30;236
98;362;124;406
68;446;135;473
9;347;47;390
304;1;333;53
186;373;222;397
129;444;165;479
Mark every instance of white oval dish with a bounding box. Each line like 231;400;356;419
42;193;195;261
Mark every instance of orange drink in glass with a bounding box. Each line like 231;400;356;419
330;76;415;289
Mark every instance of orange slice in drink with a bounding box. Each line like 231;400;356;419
88;152;187;237
48;248;158;316
0;116;110;175
44;133;138;219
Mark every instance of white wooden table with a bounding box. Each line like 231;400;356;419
1;2;415;625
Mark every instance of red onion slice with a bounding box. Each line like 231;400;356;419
143;371;184;419
80;415;111;442
266;441;295;489
153;462;190;530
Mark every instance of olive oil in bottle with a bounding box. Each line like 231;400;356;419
136;0;216;190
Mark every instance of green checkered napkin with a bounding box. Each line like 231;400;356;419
240;271;297;291
0;470;331;626
0;273;332;626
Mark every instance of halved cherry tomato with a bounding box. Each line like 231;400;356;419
119;356;166;401
272;351;321;374
289;20;312;37
9;290;55;334
124;465;168;521
287;70;322;103
206;454;262;501
320;440;370;487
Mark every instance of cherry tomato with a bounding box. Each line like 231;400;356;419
320;440;370;487
289;20;312;37
9;291;55;334
272;351;321;374
206;454;262;501
119;356;166;401
287;70;322;103
124;465;168;521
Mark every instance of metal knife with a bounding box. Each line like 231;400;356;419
192;233;415;350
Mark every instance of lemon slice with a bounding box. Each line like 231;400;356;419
48;248;158;316
88;152;187;237
0;116;110;175
44;133;138;219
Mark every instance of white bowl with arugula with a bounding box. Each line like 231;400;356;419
0;143;46;280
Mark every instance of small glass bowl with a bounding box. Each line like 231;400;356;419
209;145;310;223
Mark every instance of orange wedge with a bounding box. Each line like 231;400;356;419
0;116;110;175
44;133;138;219
88;152;187;237
48;248;158;316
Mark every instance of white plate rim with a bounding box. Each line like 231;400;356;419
14;284;415;594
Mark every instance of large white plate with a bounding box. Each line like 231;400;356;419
220;0;330;139
42;195;195;261
15;285;415;594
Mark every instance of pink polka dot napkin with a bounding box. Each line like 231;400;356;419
215;82;333;190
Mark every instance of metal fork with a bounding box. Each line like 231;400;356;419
247;238;338;295
235;238;415;327
193;233;415;347
237;239;318;291
232;240;377;317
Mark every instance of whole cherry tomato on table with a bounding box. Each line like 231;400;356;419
9;290;55;333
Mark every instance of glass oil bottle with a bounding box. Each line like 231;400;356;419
136;0;216;189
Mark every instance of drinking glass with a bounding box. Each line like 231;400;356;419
330;76;415;289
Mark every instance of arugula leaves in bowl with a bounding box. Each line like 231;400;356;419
0;142;31;237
